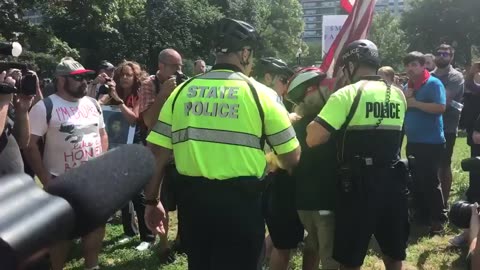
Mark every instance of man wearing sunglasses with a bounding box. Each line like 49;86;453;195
25;57;108;270
431;44;465;211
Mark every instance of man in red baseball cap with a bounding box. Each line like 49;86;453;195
24;57;107;270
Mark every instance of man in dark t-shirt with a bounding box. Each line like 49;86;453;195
286;69;339;269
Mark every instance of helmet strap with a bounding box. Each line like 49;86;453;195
345;62;359;83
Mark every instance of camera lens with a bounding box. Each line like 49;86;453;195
449;201;475;229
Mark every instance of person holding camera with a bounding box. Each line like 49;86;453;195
0;70;36;176
138;48;186;261
306;40;409;270
98;61;156;251
87;60;115;99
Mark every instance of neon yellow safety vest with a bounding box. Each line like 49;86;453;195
146;67;299;180
316;79;406;163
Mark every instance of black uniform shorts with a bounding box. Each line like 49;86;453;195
160;163;178;211
262;171;304;250
333;167;410;268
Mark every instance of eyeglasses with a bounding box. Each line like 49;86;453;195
435;52;451;57
66;75;89;82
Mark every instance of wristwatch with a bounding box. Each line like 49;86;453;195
145;198;160;206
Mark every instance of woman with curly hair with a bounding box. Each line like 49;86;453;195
99;61;155;251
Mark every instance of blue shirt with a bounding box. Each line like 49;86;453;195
404;76;446;144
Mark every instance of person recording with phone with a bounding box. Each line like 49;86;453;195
98;61;156;251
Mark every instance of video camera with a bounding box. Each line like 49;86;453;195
449;157;480;228
0;42;37;96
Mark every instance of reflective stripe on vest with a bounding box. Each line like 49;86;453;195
266;126;296;146
171;127;262;149
152;121;172;138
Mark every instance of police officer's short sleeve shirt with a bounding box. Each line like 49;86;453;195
315;85;356;132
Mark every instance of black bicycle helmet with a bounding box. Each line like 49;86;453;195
214;18;259;54
259;57;294;78
340;39;380;68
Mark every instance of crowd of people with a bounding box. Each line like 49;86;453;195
1;16;480;270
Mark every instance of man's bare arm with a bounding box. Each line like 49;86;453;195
144;143;173;201
24;135;51;185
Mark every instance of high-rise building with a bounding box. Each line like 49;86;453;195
23;9;43;25
299;0;408;42
374;0;406;16
299;0;346;42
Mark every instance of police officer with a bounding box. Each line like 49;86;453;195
306;40;409;270
144;18;301;270
255;57;293;98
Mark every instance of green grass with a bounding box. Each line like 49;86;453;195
65;137;472;270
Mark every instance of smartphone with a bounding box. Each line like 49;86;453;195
20;71;37;96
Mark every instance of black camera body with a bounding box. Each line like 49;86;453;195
174;71;188;85
448;157;480;228
97;78;112;96
0;62;37;96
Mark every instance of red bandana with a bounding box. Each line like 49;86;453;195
408;69;430;91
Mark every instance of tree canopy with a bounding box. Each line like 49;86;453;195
401;0;480;65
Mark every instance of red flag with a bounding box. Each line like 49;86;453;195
320;0;377;80
341;0;355;13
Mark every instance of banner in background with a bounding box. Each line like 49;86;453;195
322;15;348;57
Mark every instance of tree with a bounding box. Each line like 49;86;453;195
259;0;306;63
207;0;306;63
401;0;480;66
369;11;409;71
0;0;26;40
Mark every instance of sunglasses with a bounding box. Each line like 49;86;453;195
66;75;89;81
435;52;451;57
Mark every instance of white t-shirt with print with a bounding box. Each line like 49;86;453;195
29;94;106;176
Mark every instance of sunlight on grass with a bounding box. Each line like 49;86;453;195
64;137;472;270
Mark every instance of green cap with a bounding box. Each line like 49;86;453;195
55;57;95;76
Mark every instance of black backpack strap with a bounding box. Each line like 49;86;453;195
234;72;268;149
43;96;53;125
85;96;102;115
244;80;267;150
154;76;161;94
338;81;368;162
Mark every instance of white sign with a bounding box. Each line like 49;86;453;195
322;15;348;57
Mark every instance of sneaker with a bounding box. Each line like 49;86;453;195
85;266;100;270
136;241;152;251
118;236;133;244
449;233;467;247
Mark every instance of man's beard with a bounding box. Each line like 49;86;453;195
65;80;87;98
426;67;435;72
435;60;450;69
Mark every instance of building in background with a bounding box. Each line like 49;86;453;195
300;0;346;42
23;9;43;25
374;0;406;16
